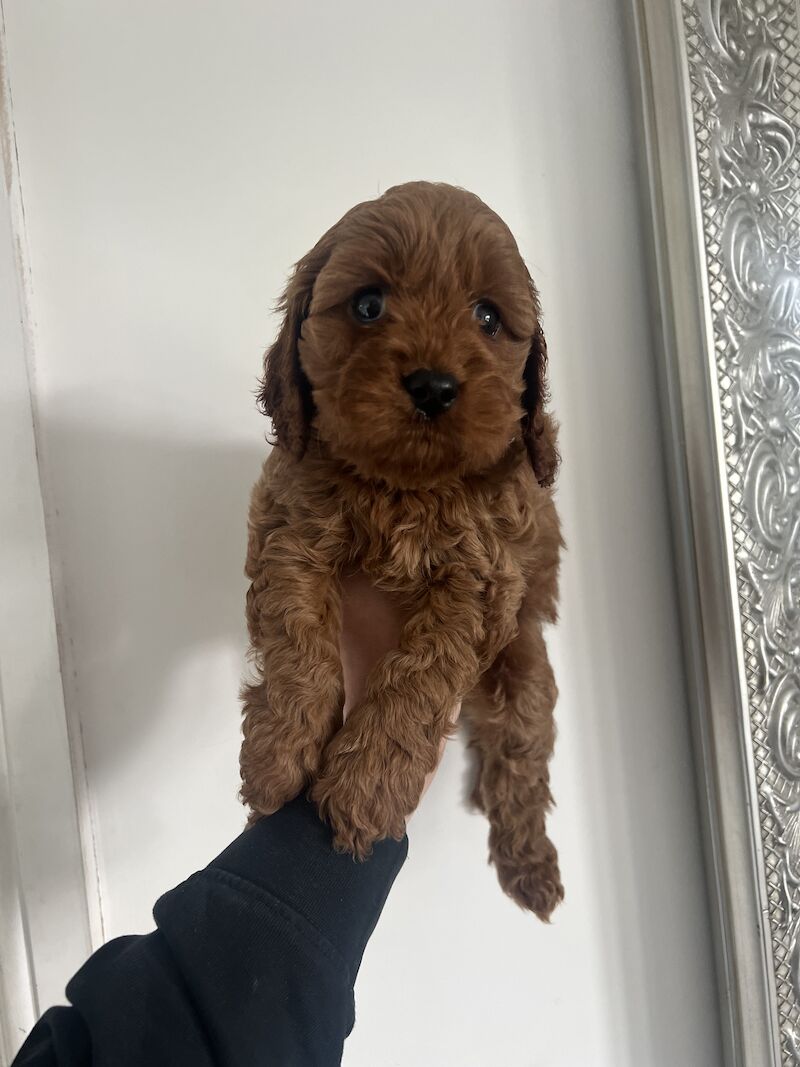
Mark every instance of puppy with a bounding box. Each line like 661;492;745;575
240;182;563;919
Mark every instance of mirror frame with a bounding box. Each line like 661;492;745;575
632;1;800;1064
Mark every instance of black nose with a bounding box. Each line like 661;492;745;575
402;369;460;418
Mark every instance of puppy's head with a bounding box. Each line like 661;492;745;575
258;182;558;489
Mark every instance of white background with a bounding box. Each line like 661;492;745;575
2;1;722;1064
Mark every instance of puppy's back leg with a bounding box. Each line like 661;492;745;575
465;598;563;920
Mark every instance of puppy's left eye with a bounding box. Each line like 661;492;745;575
473;301;502;337
352;287;386;324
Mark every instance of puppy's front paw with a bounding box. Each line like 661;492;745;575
310;739;420;858
493;835;564;922
240;733;322;820
240;754;306;821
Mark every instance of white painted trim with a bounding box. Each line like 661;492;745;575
0;7;92;1059
0;702;36;1065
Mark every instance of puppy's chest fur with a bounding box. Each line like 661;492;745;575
256;448;559;666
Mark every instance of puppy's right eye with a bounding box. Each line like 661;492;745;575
473;300;502;337
352;288;386;324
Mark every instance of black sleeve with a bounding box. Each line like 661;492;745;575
12;796;408;1067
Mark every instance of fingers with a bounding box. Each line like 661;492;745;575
339;572;405;717
335;572;464;818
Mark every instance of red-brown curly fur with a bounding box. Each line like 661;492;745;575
240;181;563;920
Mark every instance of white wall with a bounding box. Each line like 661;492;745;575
3;1;721;1064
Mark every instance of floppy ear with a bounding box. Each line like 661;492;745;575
522;321;560;487
256;255;321;457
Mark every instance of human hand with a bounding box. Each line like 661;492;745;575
338;571;461;803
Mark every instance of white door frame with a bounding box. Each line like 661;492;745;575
0;12;92;1060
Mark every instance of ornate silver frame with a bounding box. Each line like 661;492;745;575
633;1;800;1063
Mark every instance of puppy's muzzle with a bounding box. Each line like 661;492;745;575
402;369;460;419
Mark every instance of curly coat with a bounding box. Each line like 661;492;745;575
240;181;563;919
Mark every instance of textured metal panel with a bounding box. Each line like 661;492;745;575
634;0;800;1062
683;2;800;1062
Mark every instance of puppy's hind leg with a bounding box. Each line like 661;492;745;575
465;599;563;921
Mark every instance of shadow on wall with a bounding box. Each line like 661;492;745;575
35;409;487;801
32;406;266;778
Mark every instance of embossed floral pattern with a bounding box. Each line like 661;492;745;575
684;0;800;1059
